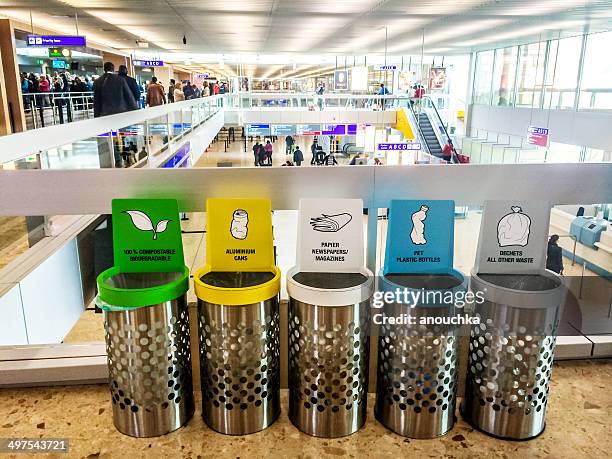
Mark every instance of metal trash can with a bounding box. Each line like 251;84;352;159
286;268;374;437
194;268;282;435
375;270;467;438
461;270;565;440
97;266;194;437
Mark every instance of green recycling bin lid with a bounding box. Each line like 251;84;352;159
97;265;190;309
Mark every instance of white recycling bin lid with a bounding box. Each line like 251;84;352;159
287;198;373;306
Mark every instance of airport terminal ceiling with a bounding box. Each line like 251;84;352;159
1;0;612;58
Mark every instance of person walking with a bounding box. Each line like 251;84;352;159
173;82;185;101
285;135;294;155
293;145;304;166
310;140;318;165
264;140;273;165
546;235;564;274
146;76;167;107
93;61;138;117
203;81;210;96
118;65;141;106
168;78;175;103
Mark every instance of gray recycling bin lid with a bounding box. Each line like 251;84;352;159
287;198;374;306
471;269;565;310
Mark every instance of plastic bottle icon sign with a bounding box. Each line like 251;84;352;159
230;209;249;240
497;206;531;247
123;210;170;240
410;205;429;245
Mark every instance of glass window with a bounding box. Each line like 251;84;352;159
472;50;494;105
584;148;606;162
543;35;582;109
545;142;582;163
515;42;546;107
491;46;518;106
579;31;612;109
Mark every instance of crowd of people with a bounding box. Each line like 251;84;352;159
251;136;344;167
21;60;229;118
21;71;95;99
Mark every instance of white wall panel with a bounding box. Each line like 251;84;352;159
0;284;28;345
237;110;395;126
469;104;612;150
19;239;84;344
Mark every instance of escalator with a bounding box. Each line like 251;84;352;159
417;112;443;158
407;96;455;162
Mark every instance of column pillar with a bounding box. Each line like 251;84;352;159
101;51;132;73
0;18;25;134
153;65;173;88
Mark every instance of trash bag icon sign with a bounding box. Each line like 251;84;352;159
497;206;531;247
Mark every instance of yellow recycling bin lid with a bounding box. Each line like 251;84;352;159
194;198;280;305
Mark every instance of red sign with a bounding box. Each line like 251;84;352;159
527;126;549;147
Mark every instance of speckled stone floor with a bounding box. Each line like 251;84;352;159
0;359;609;458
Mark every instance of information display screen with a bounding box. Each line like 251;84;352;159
51;60;66;69
271;124;296;136
321;124;346;135
247;124;271;136
297;124;321;135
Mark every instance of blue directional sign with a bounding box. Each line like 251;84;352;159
384;200;455;274
133;60;164;67
378;143;421;151
247;124;271;136
27;35;86;47
374;64;398;71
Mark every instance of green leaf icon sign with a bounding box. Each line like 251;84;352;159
123;210;171;240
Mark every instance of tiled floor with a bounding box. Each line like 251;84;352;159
0;216;30;269
0;359;609;458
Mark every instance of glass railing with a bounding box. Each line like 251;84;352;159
1;95;224;170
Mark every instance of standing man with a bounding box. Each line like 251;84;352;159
168;79;176;103
93;62;138;117
252;140;262;166
183;81;196;99
146;76;167;107
118;65;141;107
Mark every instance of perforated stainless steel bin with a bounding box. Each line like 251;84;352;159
375;271;466;438
195;270;281;435
287;269;374;437
98;269;194;438
461;271;565;440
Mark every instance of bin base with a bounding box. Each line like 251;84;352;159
460;402;546;441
